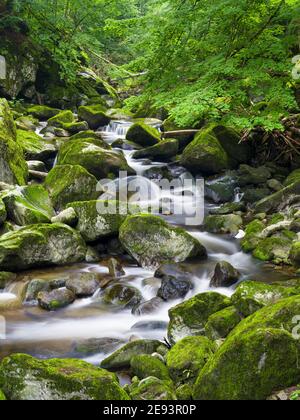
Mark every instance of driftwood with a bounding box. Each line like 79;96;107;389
162;130;199;139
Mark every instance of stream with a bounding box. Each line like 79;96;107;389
0;118;292;364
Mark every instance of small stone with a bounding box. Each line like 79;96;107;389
210;261;240;288
66;273;100;297
107;257;126;278
51;208;78;226
38;288;76;311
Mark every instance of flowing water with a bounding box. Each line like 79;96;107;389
0;119;293;363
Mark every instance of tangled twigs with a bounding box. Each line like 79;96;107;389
241;114;300;166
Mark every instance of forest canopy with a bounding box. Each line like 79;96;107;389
1;0;300;130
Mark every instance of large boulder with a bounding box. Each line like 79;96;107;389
193;295;300;400
78;105;110;130
255;181;300;214
16;129;56;162
168;292;231;344
47;110;75;127
210;261;240;288
44;165;99;210
27;105;61;120
132;139;178;161
0;354;129;400
131;355;171;382
1;185;55;225
0;224;87;271
69;200;136;242
181;124;251;175
204;306;242;340
119;214;207;269
126;122;161;147
204;214;243;235
166;336;216;385
101;340;164;371
0;98;28;185
57;138;134;179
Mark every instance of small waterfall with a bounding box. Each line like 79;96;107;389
234;187;244;203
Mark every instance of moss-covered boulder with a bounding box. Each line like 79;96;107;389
0;99;28;185
193;327;300;400
100;340;164;371
255;181;300;214
204;214;243;235
166;336;216;385
231;280;299;317
241;220;266;252
62;121;89;134
0;224;86;271
131;355;171;382
16;129;42;156
290;242;300;267
57;138;134;179
103;283;143;309
68;200;136;242
78;105;110;130
15;116;38;132
252;235;294;264
1;185;55;225
132;139;178;161
47;110;75;127
38;287;76;311
128;377;177;400
126;123;161;147
0;354;129;400
44;165;98;210
0;198;7;225
168;292;231;344
205;306;242;340
27;105;61;120
119;214;207;269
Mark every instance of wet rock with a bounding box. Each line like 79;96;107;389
15;116;38;131
0;354;129;400
57;138;135;179
255;180;300;214
166;336;216;385
38;287;76;311
132;139;178;161
73;337;125;356
205;173;238;203
66;273;100;297
119;214;207;269
157;276;192;301
103;283;143;308
205;306;242;340
143;166;175;182
0;98;28;185
168;292;231;344
1;185;55;226
0;224;87;271
78;105;110;130
27;160;47;172
107;257;125;278
242;186;271;204
210;261;240;288
231;280;299;316
128;377;177;401
126;122;161;147
44;164;99;210
51;208;78;227
131;320;168;332
132;297;164;316
24;279;51;303
112;139;140;151
131;355;171;381
204;214;243;235
210;202;246;215
100;339;165;370
0;198;7;225
0;271;16;289
85;246;101;263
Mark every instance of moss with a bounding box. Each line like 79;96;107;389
284;169;300;186
231;280;300;317
27;105;61;120
252;237;292;263
0;390;6;400
0;271;16;289
57;138;134;179
205;306;241;340
132;139;178;161
166;336;216;385
119;214;207;269
290;242;300;267
167;292;231;344
176;384;192;400
0;354;129;400
241;220;266;252
0;223;87;271
126;122;161;147
68;200;137;242
180;125;230;175
103;283;142;308
48;110;75;128
193;328;300;400
78;105;110;130
1;185;55;225
129;377;177;400
0;98;28;185
62;121;89;134
0;198;7;225
16;129;43;157
101;340;165;371
44;165;98;210
269;213;285;225
204;214;243;235
15;116;39;131
131;355;171;382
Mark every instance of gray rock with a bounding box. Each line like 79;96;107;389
66;273;100;297
210;261;241;288
38;288;76;311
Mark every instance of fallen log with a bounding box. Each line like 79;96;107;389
162;130;199;139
